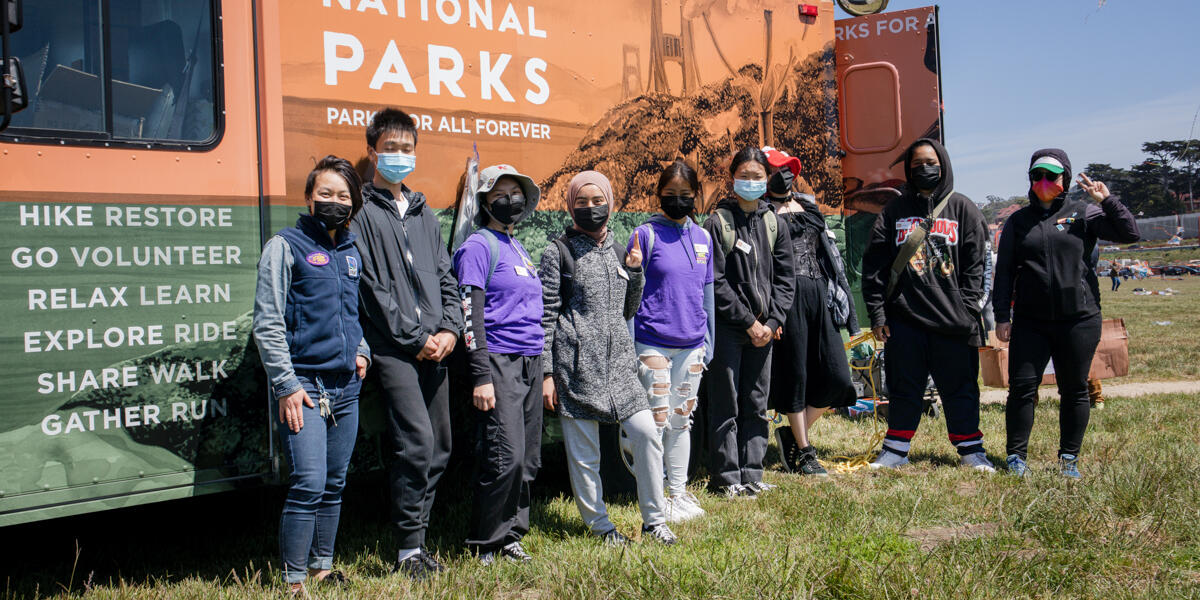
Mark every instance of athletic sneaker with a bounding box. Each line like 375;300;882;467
675;491;706;518
500;542;532;562
598;528;629;546
798;450;829;477
1060;454;1081;479
869;450;909;470
641;523;678;546
960;452;996;472
745;481;777;494
664;496;700;523
1006;454;1028;477
775;426;802;473
714;483;755;499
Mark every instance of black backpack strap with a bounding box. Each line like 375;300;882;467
556;236;575;306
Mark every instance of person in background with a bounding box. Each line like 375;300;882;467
761;147;858;477
351;108;463;579
994;150;1138;478
1109;265;1121;291
704;147;795;498
628;159;714;522
541;171;678;546
861;138;995;472
454;165;544;564
253;156;370;595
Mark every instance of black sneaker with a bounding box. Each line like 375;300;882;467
798;449;829;477
419;549;446;573
775;426;802;473
392;554;434;580
641;523;678;546
598;528;629;546
500;542;532;562
315;570;349;586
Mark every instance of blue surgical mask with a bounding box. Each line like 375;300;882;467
375;152;415;184
733;178;767;201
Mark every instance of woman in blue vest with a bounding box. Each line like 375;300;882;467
452;165;544;564
252;156;370;594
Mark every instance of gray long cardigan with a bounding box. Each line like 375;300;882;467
540;229;647;423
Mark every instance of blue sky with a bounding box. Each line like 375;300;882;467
834;0;1200;203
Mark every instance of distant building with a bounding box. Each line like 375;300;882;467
994;203;1021;224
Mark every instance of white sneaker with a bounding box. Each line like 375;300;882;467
676;491;706;518
664;496;698;523
869;451;909;470
960;452;996;473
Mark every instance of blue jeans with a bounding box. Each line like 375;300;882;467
278;370;360;584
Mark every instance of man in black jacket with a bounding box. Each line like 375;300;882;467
351;109;463;578
861;139;995;472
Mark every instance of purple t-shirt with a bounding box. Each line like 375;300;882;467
629;219;714;349
453;231;544;356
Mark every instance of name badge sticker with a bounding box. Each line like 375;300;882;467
617;267;630;280
515;265;530;277
735;239;753;254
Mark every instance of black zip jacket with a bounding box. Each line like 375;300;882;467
351;182;463;356
704;197;795;335
993;149;1139;323
862;138;988;341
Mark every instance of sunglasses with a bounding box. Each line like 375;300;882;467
1029;170;1061;183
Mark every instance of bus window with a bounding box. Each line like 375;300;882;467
4;0;219;145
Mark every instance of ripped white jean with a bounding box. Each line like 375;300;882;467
635;343;706;496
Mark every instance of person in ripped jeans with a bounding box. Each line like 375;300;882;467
252;156;370;595
628;159;715;522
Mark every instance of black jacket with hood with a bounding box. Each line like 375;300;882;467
862;138;989;343
351;182;463;356
992;149;1139;324
703;197;795;337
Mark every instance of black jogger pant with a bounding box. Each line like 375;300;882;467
1005;314;1102;460
373;349;452;550
707;323;773;488
466;353;542;552
881;317;986;458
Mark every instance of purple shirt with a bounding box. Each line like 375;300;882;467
629;218;714;349
453;231;544;355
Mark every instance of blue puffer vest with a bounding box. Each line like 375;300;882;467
276;214;363;374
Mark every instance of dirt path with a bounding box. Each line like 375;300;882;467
980;380;1200;404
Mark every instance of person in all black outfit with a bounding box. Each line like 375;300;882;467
993;149;1139;478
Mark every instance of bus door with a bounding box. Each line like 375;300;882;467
0;0;267;527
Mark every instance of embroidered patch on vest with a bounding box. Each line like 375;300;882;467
346;255;358;277
306;251;330;266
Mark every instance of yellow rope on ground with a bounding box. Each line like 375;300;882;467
820;331;886;474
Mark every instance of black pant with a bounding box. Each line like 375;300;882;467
373;349;452;550
1005;314;1101;460
706;324;772;488
467;353;542;551
881;317;985;457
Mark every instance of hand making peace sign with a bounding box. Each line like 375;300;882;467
1077;173;1111;203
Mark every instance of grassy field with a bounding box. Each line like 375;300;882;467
1102;246;1200;265
5;279;1199;600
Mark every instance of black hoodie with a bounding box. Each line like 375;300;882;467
862;138;989;342
351;182;463;356
992;148;1139;324
703;197;795;336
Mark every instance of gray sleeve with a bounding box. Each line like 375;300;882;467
356;336;371;368
623;264;644;321
252;236;302;398
538;241;562;376
704;281;716;364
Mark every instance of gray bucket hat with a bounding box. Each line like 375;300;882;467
476;164;541;225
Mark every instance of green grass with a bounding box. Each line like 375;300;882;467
5;391;1199;599
1102;245;1200;265
1096;276;1200;381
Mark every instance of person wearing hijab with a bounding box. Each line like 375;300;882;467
993;150;1138;478
453;165;544;564
704;147;795;498
861;138;995;472
252;156;370;594
761;148;859;477
539;171;677;546
628;159;715;521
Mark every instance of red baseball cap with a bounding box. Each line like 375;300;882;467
763;146;802;176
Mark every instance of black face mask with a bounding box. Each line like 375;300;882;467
911;164;941;191
487;193;525;226
572;204;610;232
768;169;795;196
312;201;352;229
660;195;695;220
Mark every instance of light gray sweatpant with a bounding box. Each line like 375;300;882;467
560;410;666;533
